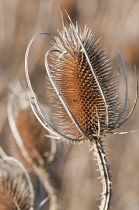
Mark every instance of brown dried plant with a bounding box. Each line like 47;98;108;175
24;9;138;210
7;83;58;210
0;147;34;210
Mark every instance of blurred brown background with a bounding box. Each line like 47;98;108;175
0;0;139;209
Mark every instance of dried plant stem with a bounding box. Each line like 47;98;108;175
34;166;58;210
91;138;112;210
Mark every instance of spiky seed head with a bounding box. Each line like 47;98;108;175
15;107;51;165
0;159;33;210
25;13;137;142
8;86;53;167
46;24;121;140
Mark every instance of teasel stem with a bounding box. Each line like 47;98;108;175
91;138;112;210
34;165;58;210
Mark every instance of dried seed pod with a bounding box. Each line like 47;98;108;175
7;84;58;210
7;84;56;167
14;106;51;166
47;27;116;138
44;24;138;141
0;155;34;210
25;10;138;210
25;24;137;143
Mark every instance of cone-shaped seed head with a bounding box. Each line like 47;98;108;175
0;160;33;210
46;24;120;139
8;86;52;167
15;107;51;165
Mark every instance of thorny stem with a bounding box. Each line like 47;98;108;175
34;166;58;210
91;138;112;210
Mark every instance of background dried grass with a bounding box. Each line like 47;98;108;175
0;0;139;209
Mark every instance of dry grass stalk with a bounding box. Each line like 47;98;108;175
24;9;138;210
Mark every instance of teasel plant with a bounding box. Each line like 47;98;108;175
7;83;58;210
0;146;34;210
24;8;138;210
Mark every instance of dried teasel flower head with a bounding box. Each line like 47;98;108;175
0;151;34;210
24;10;138;210
7;83;56;168
8;83;58;210
25;12;138;143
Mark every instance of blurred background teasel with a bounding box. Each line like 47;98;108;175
0;0;139;210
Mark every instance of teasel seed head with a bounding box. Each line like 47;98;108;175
44;24;138;141
7;83;56;168
0;155;34;210
24;10;138;210
7;84;59;210
48;26;114;138
25;11;138;143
